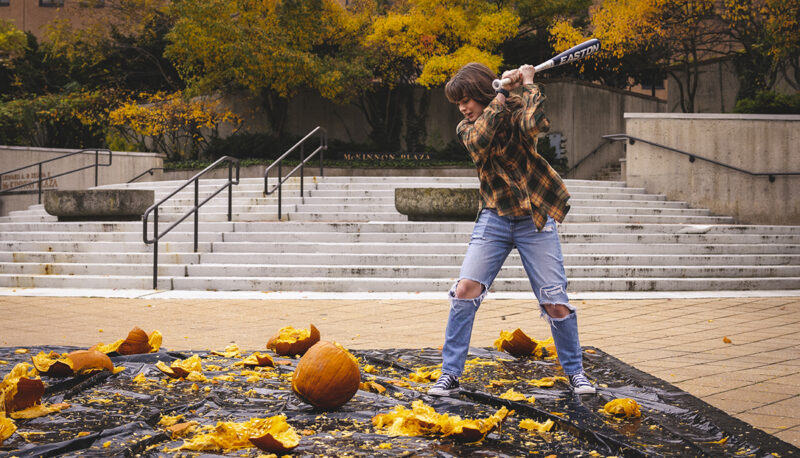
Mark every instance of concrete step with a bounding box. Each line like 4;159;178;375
2;273;797;291
1;220;796;235
2;262;798;279
3;251;796;267
205;241;799;255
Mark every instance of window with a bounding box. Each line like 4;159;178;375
0;0;10;6
39;0;65;7
78;0;105;6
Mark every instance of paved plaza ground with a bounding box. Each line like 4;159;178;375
1;293;798;448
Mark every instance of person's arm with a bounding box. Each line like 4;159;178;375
457;97;508;161
517;65;550;135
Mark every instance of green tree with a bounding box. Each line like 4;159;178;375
720;0;800;99
43;0;181;92
165;0;371;136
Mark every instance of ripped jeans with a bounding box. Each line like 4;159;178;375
441;209;585;377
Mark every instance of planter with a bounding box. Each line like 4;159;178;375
395;188;479;221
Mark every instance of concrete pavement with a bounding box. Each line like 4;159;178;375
0;294;798;448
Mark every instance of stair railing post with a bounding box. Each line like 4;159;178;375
37;163;43;204
194;179;199;252
95;149;99;187
300;143;304;204
278;161;282;220
227;163;233;221
320;130;325;177
153;207;159;289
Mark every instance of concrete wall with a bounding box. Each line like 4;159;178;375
0;146;163;216
223;79;666;180
624;114;800;225
667;58;800;113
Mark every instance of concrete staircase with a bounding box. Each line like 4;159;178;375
1;176;798;293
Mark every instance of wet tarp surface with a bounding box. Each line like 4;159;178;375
1;345;797;457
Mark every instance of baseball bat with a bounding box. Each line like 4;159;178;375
492;38;601;90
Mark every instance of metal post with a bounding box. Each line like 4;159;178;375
300;143;304;204
95;149;99;186
38;163;42;204
153;208;159;289
278;162;282;220
194;179;199;252
320;132;325;177
227;164;233;222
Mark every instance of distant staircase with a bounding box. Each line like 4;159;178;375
1;176;798;292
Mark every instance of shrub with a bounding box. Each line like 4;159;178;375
733;91;800;114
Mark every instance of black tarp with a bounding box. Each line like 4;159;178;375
1;345;797;457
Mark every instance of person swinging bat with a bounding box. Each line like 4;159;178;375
427;39;601;397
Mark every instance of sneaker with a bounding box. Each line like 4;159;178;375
428;373;460;396
569;373;596;395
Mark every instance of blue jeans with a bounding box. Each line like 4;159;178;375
441;209;585;376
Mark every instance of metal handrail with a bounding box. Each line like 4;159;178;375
263;126;327;220
128;167;165;183
142;156;240;289
604;134;800;183
565;138;613;175
0;148;112;203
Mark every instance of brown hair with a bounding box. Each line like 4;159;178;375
445;62;522;111
445;63;497;106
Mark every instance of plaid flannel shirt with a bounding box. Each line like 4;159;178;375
456;84;570;230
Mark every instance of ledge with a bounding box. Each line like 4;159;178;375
44;189;154;221
395;188;479;221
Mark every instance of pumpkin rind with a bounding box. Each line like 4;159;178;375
117;327;152;355
0;412;16;444
65;350;114;374
603;398;641;418
267;324;320;357
292;341;360;410
494;328;537;357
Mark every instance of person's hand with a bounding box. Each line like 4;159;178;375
501;69;522;89
519;64;535;85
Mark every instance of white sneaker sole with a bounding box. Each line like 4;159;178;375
428;387;459;396
571;385;597;395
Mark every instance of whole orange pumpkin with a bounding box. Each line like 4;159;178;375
291;341;360;410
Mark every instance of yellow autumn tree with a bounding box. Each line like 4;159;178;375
551;0;799;110
365;0;519;87
108;92;241;160
165;0;372;136
0;19;27;64
551;0;722;112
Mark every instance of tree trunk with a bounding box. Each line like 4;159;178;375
261;88;288;137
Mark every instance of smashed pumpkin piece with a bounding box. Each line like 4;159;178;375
92;327;162;355
1;363;45;413
211;344;242;358
155;355;203;379
499;389;535;403
406;367;441;383
167;421;198;438
1;412;16;444
527;376;567;388
372;400;511;443
32;350;113;377
360;380;386;394
249;415;301;453
603;398;641;418
171;415;299;453
9;402;70;419
519;418;555;432
493;329;537;357
267;324;320;356
238;352;275;368
292;341;361;410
